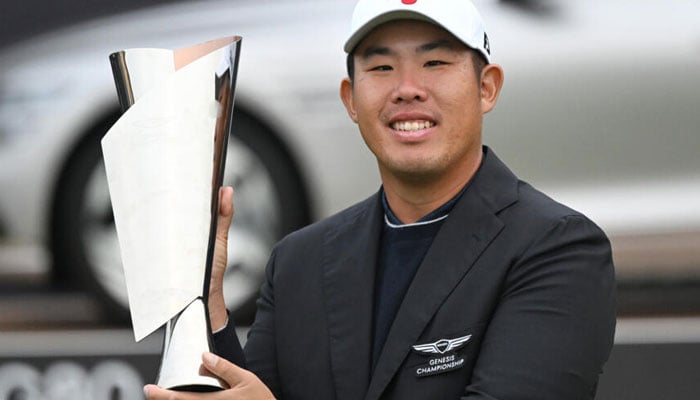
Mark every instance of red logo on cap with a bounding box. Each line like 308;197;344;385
402;0;417;4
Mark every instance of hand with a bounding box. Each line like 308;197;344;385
209;186;234;331
143;352;275;400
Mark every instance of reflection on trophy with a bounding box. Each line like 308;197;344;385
101;36;241;391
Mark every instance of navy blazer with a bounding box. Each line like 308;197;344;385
215;147;616;400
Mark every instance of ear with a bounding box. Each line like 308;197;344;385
480;64;504;114
340;77;359;123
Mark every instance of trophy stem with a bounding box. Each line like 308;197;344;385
156;298;224;391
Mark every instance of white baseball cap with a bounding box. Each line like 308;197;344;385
344;0;491;63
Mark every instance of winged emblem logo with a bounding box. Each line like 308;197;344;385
412;334;472;355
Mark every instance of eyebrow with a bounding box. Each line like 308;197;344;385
360;39;457;60
361;46;391;59
416;39;456;53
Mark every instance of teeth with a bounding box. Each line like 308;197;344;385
391;120;435;131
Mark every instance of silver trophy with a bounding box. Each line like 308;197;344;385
101;36;241;391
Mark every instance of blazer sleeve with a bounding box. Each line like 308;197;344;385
241;246;283;397
211;247;281;396
212;314;246;368
463;215;617;400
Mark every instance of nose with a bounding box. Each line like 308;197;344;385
392;69;427;104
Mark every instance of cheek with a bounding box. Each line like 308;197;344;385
355;90;387;124
444;82;481;116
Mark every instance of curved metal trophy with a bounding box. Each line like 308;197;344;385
101;36;241;391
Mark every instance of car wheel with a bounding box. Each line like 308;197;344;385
50;109;311;325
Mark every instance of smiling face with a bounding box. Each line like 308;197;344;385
341;20;502;189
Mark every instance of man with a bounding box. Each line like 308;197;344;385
146;0;616;398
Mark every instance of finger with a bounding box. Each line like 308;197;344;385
144;384;195;400
201;353;276;399
218;186;234;231
212;186;233;277
143;385;170;400
209;187;234;330
201;352;249;387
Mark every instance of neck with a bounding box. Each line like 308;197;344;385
381;151;482;224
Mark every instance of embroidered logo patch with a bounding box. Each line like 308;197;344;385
412;334;471;355
412;334;471;377
415;354;465;377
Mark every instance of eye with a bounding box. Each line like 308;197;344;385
425;60;447;67
370;65;393;72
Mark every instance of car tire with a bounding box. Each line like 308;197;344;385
50;108;311;325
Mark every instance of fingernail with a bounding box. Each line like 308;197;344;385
203;352;219;366
143;385;149;397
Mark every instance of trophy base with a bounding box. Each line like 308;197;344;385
170;384;222;393
156;298;224;391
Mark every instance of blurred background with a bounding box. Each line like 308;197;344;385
1;0;699;398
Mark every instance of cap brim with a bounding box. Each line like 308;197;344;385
343;10;438;53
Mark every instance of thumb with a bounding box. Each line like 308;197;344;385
201;352;248;387
213;186;234;280
209;186;234;331
202;352;276;399
216;186;234;248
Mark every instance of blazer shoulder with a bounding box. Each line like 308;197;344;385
503;180;611;250
477;147;604;234
275;192;379;251
516;181;597;223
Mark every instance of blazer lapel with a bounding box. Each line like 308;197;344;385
364;149;518;400
323;194;383;400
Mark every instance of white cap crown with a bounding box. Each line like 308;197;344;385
345;0;491;63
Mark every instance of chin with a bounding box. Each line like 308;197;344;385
385;158;448;181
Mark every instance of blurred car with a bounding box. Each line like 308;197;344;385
0;0;699;323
